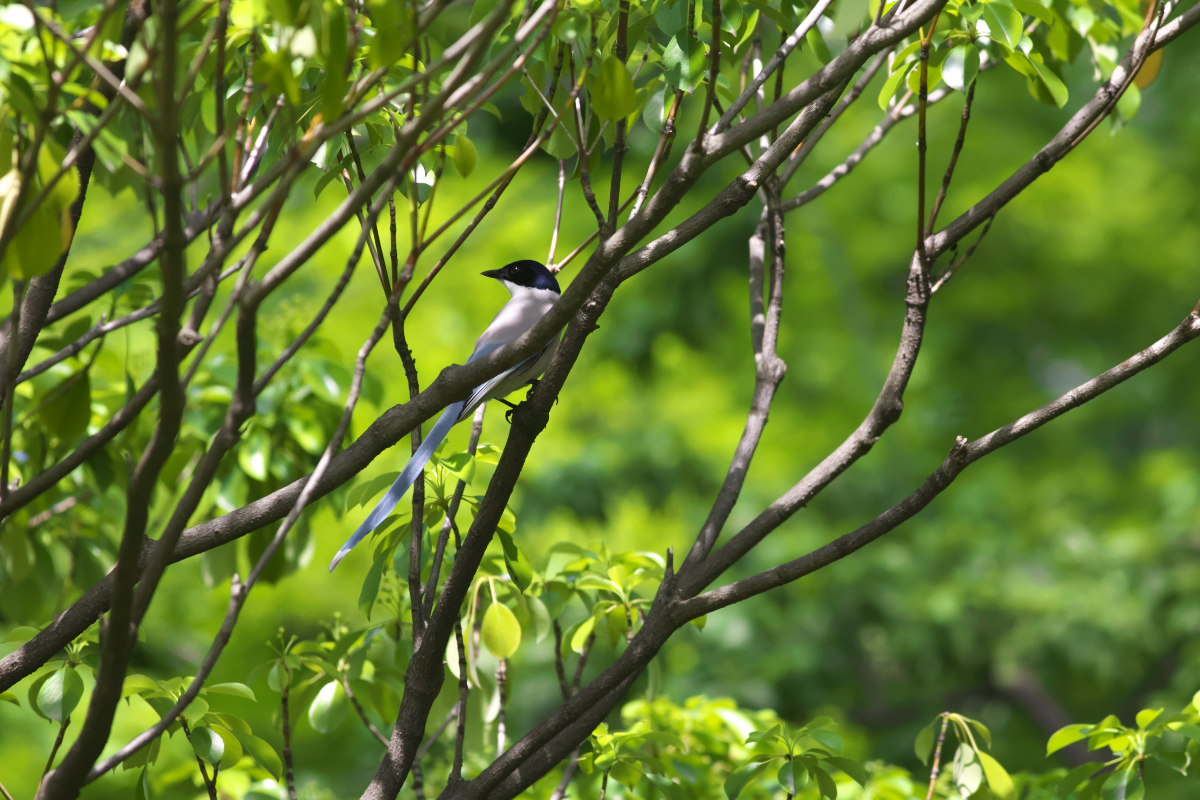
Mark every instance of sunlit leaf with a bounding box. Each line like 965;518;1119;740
307;681;347;733
481;602;522;659
982;2;1024;50
206;682;256;702
1047;724;1092;755
978;751;1014;797
453;132;477;178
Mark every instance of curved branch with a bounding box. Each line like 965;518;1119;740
675;305;1200;620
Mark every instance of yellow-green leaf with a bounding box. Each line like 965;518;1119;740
978;750;1014;797
592;55;637;120
453;133;477;178
307;680;347;733
481;602;522;659
1047;723;1091;755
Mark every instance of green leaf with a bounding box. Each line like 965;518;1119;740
569;614;597;654
1116;82;1141;122
966;717;993;750
1102;767;1143;800
505;551;534;593
978;750;1014;797
811;729;844;752
777;759;807;793
826;756;866;786
206;683;256;702
1047;724;1091;755
813;763;838;799
592;55;637;120
190;725;225;766
307;680;347;733
915;718;939;765
527;594;552;642
725;761;769;799
944;44;980;91
806;26;833;65
1177;723;1200;743
267;661;290;693
878;62;915;110
234;732;283;778
610;759;643;788
134;767;152;800
1134;708;1163;729
1057;762;1104;797
238;429;270;481
952;743;984;798
367;0;414;67
357;549;387;619
1007;0;1056;25
481;602;522;659
37;666;84;723
1028;56;1069;108
0;690;17;706
981;2;1024;51
453;133;477;178
661;34;696;92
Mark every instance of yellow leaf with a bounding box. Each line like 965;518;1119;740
1134;51;1163;89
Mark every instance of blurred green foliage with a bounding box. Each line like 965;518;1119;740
1;0;1199;796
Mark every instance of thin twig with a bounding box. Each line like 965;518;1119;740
548;160;567;266
452;619;469;780
714;0;836;133
180;719;219;800
927;80;976;234
343;675;390;747
915;12;943;269
924;714;951;800
422;403;486;619
282;682;298;800
497;658;509;753
41;718;70;780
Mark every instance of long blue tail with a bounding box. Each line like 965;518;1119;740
328;400;466;571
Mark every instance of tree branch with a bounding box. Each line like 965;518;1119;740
675;306;1200;619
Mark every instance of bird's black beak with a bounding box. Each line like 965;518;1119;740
480;268;503;279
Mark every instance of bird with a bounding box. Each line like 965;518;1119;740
329;259;561;571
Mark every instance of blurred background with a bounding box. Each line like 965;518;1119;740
2;27;1198;800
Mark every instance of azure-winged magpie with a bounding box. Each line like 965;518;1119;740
329;259;560;571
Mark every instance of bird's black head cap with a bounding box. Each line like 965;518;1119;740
481;259;560;293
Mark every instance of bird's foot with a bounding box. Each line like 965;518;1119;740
525;379;559;406
496;398;519;424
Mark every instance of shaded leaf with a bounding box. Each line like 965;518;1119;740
190;725;225;766
915;718;939;765
37;666;84;723
725;760;769;799
592;55;637;120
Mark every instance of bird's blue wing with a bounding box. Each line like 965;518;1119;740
328;400;465;571
458;340;542;422
331;341;531;570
